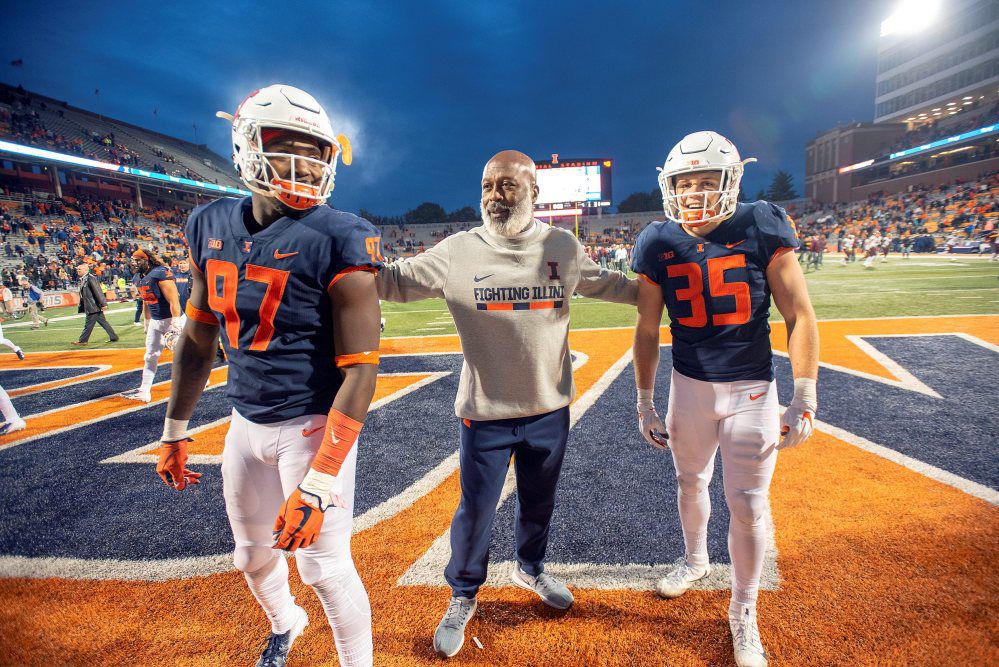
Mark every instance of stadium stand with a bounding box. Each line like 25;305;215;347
795;170;999;253
0;194;187;294
0;80;995;302
0;83;241;189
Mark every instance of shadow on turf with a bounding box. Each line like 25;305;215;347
391;596;732;664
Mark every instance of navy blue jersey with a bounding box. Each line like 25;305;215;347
173;270;192;312
136;265;176;321
631;201;799;382
185;196;383;424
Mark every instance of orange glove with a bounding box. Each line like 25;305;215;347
272;488;326;552
272;408;363;551
156;438;202;490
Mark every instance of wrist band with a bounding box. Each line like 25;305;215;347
162;418;189;442
311;408;363;477
793;377;817;409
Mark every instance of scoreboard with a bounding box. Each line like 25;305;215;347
534;157;612;216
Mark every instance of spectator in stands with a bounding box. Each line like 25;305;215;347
72;262;118;345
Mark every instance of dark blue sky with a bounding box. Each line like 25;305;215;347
2;0;892;214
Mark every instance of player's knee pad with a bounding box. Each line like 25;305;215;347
233;544;279;575
294;551;355;587
726;488;768;528
143;348;163;365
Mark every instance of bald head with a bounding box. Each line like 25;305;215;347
481;150;539;238
483;150;537;185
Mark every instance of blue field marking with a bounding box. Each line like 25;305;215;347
0;366;100;390
488;349;733;568
10;365;174;416
777;335;998;490
0;388;235;560
354;354;462;515
0;354;462;561
9;359;230;416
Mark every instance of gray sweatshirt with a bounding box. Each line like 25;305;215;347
377;222;637;420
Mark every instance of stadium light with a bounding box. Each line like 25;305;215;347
889;123;998;160
0;140;249;196
534;208;583;218
880;0;941;37
838;159;875;174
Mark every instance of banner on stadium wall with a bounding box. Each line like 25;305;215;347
44;292;80;308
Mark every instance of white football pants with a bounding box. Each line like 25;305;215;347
222;409;372;667
0;384;19;423
139;317;174;391
665;369;780;608
0;322;21;356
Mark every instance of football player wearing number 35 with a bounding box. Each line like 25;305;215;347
157;85;382;667
631;131;819;667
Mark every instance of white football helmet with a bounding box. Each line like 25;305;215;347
658;131;756;227
217;85;353;210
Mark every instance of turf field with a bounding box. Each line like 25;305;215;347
2;255;995;350
0;253;996;666
380;255;999;335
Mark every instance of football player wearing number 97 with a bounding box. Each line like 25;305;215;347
157;85;382;667
631;131;819;667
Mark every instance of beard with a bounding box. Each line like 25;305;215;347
481;196;535;237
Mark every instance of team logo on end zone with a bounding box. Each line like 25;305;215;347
0;324;994;585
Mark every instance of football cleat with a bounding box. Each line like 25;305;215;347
14;348;24;360
255;605;308;667
511;566;574;610
433;596;477;659
121;388;152;403
730;604;767;667
0;418;26;436
656;557;711;598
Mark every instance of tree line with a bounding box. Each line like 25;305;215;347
360;171;799;222
617;170;799;213
359;203;479;227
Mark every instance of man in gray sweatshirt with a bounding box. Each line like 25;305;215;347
377;150;637;659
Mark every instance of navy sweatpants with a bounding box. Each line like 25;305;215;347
444;406;570;599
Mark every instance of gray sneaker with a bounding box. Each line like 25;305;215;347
433;596;477;658
511;566;574;610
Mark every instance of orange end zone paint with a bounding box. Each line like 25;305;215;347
0;318;995;665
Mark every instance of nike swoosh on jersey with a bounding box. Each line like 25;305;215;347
749;392;766;400
726;240;747;249
473;274;494;282
274;250;300;260
302;426;324;437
